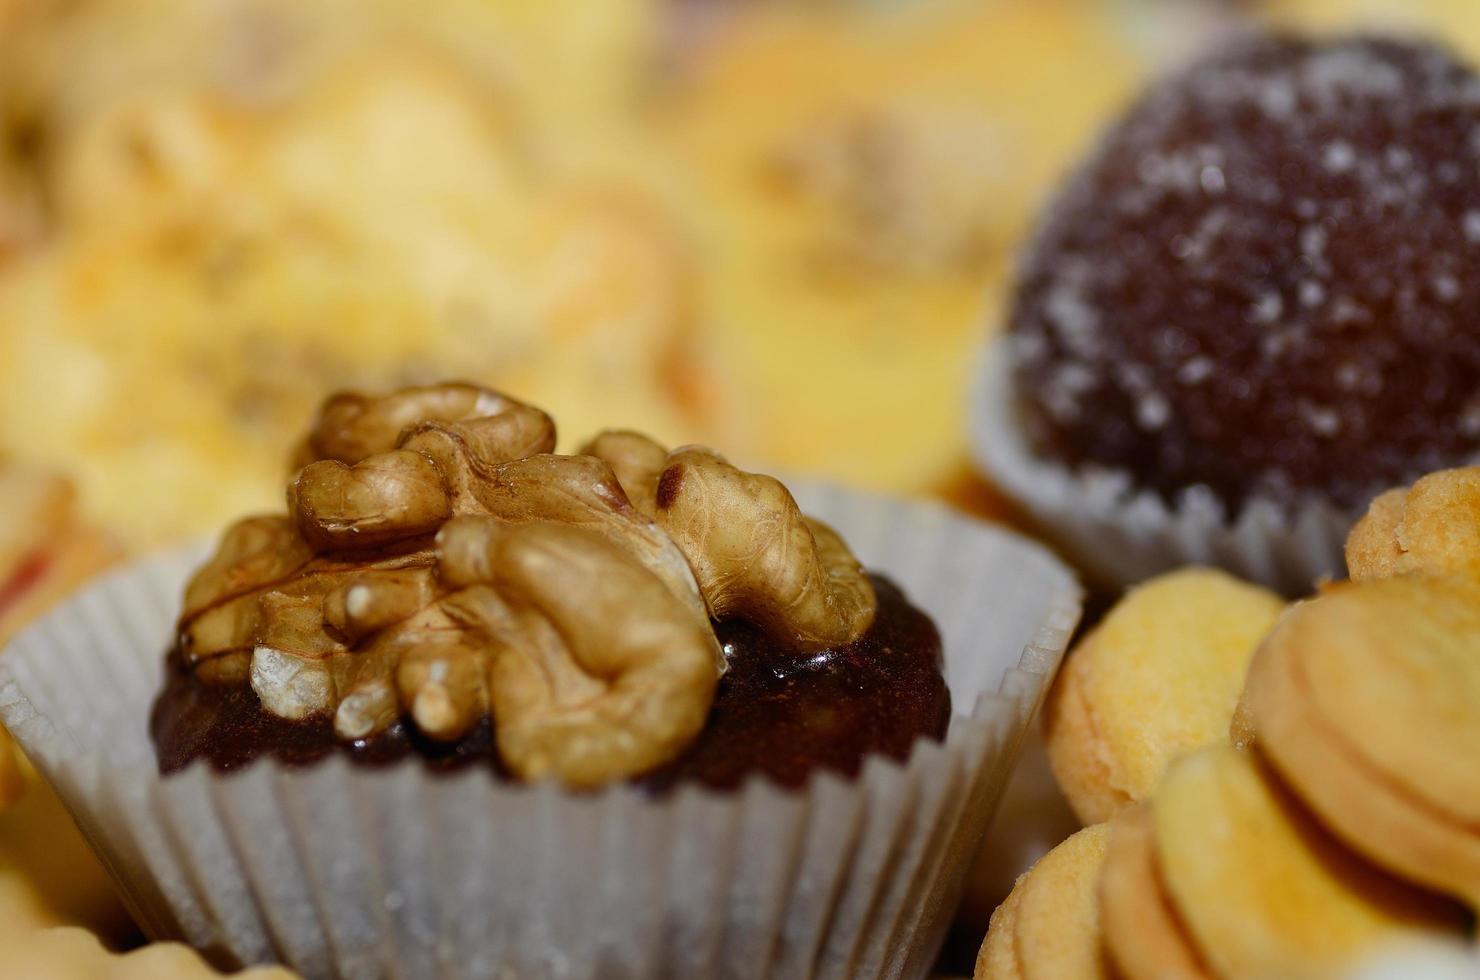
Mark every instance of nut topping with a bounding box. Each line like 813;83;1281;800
437;518;718;785
299;383;555;467
291;451;451;551
178;383;879;784
587;434;876;649
580;429;668;516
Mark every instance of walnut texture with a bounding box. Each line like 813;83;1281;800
177;384;878;784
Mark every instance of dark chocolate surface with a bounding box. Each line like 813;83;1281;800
1010;34;1480;512
640;576;949;792
151;575;949;791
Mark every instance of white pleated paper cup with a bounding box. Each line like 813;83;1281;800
971;340;1354;596
0;481;1080;980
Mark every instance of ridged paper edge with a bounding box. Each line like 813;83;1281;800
970;339;1353;595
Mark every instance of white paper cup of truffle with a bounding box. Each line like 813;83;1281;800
0;480;1080;980
971;338;1355;595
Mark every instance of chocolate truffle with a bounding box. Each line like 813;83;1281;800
1009;34;1480;512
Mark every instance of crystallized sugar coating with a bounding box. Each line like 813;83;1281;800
1009;33;1480;512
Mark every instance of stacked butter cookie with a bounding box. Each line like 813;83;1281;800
978;466;1480;979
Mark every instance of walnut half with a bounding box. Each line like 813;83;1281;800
177;383;879;785
583;433;876;649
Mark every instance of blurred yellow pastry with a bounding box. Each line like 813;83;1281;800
0;728;21;812
1262;0;1480;62
1345;467;1480;583
657;0;1140;497
1244;575;1480;906
0;461;131;945
0;926;295;979
1042;568;1284;824
0;0;714;546
1099;805;1212;980
974;823;1113;980
1152;746;1464;980
0;465;121;645
0;751;135;946
0;0;1163;544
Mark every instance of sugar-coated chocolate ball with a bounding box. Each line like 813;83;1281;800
1009;33;1480;511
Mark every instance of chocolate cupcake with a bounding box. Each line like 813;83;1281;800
151;384;950;791
974;32;1480;594
1;383;1080;979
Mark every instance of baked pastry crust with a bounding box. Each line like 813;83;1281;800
974;823;1113;980
1043;568;1283;824
1099;805;1212;980
1244;576;1480;905
1152;746;1463;979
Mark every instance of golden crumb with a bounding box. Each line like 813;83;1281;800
1346;467;1480;583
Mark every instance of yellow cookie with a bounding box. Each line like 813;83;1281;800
974;823;1113;980
1244;576;1480;905
1345;467;1480;583
1099;806;1212;980
1153;746;1465;980
1043;568;1284;824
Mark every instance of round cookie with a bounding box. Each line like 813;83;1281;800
1008;33;1480;513
1043;568;1284;824
1099;806;1212;980
1152;746;1465;980
1244;576;1480;905
1346;467;1480;583
974;823;1113;980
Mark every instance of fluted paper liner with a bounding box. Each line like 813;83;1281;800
971;340;1354;595
0;482;1079;980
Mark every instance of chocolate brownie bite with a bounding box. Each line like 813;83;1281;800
1009;33;1480;513
153;383;950;791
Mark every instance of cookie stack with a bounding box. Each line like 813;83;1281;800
978;466;1480;979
